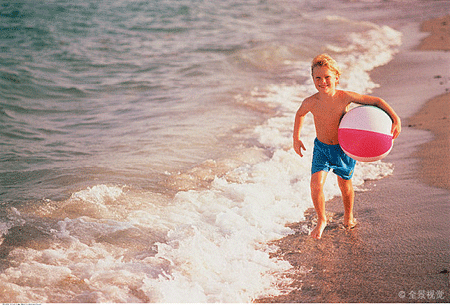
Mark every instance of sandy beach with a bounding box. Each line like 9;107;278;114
256;15;450;303
409;92;449;191
412;14;450;191
418;15;450;51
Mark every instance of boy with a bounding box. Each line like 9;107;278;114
293;54;401;239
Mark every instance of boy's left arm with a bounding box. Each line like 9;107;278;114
346;91;401;139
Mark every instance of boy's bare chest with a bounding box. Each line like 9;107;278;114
311;101;347;123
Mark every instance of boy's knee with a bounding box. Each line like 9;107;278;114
339;179;352;188
310;180;325;194
311;171;327;193
340;187;354;198
338;178;354;194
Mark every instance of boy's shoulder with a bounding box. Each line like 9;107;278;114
304;90;349;103
303;92;320;104
338;90;365;100
305;90;351;100
334;90;359;104
299;94;319;112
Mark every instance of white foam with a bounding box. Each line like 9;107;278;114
0;182;296;302
327;18;402;94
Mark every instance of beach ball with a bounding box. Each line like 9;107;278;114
338;105;393;162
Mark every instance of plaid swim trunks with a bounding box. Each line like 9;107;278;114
311;138;356;180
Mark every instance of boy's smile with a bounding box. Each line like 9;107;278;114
312;66;339;95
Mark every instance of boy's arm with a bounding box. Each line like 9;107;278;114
346;91;402;139
293;100;310;157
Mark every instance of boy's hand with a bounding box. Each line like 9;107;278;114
293;138;306;157
391;119;401;139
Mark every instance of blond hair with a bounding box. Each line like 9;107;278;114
311;54;342;79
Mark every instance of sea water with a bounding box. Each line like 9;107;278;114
0;0;448;302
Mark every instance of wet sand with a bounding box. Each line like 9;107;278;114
256;15;450;303
408;93;449;190
412;14;450;190
418;15;450;51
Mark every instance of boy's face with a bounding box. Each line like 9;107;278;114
312;66;339;94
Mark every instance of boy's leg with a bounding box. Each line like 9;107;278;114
310;171;328;239
337;176;357;228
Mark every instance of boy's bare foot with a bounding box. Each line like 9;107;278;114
310;218;327;239
343;218;358;229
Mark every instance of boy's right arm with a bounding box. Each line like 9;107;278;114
293;100;310;157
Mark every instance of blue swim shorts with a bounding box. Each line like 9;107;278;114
311;138;356;180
